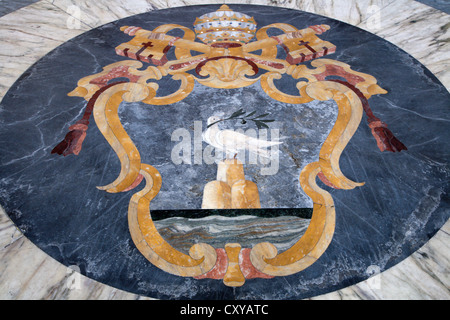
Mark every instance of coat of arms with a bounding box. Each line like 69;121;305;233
51;5;406;287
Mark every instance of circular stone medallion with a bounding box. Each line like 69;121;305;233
0;5;449;300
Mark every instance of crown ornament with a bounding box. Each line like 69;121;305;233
193;5;257;45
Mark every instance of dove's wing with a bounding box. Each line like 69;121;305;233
205;126;282;158
203;125;225;150
217;130;281;159
218;130;252;150
219;130;282;148
202;128;213;146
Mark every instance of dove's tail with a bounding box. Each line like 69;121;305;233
252;139;283;148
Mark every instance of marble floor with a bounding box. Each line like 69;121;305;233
0;0;448;300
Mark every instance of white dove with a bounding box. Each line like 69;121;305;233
202;116;282;159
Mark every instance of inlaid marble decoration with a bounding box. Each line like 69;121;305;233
0;4;448;299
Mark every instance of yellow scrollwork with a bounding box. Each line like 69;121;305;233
66;56;387;284
129;164;217;277
73;72;217;277
260;60;388;190
250;161;335;276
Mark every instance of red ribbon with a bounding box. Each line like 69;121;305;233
329;79;407;152
51;81;127;156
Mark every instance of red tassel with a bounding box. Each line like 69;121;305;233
368;120;407;152
327;79;407;153
52;81;127;157
51;123;88;156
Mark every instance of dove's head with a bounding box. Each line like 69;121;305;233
207;116;222;126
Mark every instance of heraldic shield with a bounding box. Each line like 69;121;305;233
51;5;407;287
